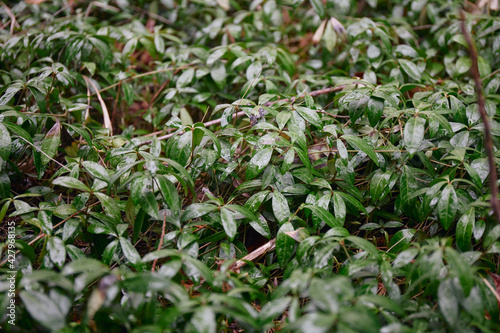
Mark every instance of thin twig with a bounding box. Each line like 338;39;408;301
83;76;113;136
97;65;195;94
460;10;500;224
1;2;21;35
482;68;500;81
482;277;500;305
16;136;71;172
229;239;276;272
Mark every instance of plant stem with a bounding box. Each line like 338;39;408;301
460;10;500;224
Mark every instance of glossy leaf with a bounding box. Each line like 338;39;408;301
403;116;425;156
221;207;237;240
41;122;61;165
437;184;457;230
246;147;273;180
276;222;295;268
456;208;475;251
303;204;341;228
272;191;290;224
342;135;379;166
52;176;90;192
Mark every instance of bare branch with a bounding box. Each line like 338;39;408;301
460;10;500;223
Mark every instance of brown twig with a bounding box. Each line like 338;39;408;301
229;239;276;272
460;10;500;224
138;84;357;146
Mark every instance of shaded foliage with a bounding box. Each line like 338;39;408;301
0;0;500;332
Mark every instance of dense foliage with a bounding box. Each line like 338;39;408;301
1;0;500;332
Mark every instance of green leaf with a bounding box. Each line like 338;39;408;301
310;0;325;18
388;229;415;253
367;96;384;127
398;59;421;81
27;84;47;113
0;172;11;200
369;170;392;203
348;95;369;123
456;56;472;75
477;56;491;77
194;126;222;158
82;161;110;183
156;175;180;212
154;34;165;53
141;191;160;220
41;122;61;165
322;20;337;52
276;222;295;268
0;81;23;105
130;174;149;205
342;135;379;166
403;115;426;156
20;290;67;331
437;184;457;230
211;61;227;88
119;237;142;266
0;123;12;162
190;307;216;333
303;204;341;228
246;61;262;81
181;203;218;222
456;208;475;251
294;106;321;127
445;248;474;296
484;225;500;248
3;121;33;145
345;236;379;257
221;207;237;240
224;204;258;222
272;191;290;224
121;82;135;105
438;279;459;326
332;192;346;224
246;147;273;180
335;191;367;215
47;236;66;268
122;37;138;57
177;68;194;88
94;192;121;222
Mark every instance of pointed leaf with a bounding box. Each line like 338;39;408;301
342;135;379;166
272;191;290;224
246;147;273;180
294;106;321;127
437;184;457;230
276;222;295;268
53;176;90;192
303;204;341;228
456;208;475;251
403;116;426;156
41;122;61;165
221;207;237;240
94;192;121;222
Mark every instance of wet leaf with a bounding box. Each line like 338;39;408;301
276;222;295;268
437;184;457;230
273;191;290;224
403;116;425;156
246;147;273;180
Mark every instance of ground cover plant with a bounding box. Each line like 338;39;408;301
0;0;500;332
